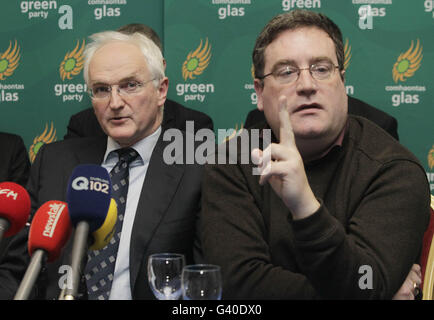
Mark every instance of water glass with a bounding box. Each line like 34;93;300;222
147;253;185;300
181;264;222;300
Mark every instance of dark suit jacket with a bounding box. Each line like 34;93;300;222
0;132;30;187
0;126;203;299
64;99;213;139
0;132;30;262
244;96;399;140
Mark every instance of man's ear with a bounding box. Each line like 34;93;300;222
254;78;264;111
340;69;345;83
158;77;169;106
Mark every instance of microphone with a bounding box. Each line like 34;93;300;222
58;197;117;300
89;198;117;251
63;164;112;300
14;200;71;300
0;181;31;242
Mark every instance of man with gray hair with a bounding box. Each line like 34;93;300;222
64;23;213;140
0;30;203;299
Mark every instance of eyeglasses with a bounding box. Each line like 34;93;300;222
88;78;155;100
258;62;340;84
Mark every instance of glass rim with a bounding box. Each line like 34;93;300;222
182;264;221;272
148;253;185;260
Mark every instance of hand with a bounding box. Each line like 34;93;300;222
251;96;320;220
392;264;422;300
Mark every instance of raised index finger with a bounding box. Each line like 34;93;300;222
278;95;295;146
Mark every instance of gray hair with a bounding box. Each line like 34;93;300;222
83;31;165;87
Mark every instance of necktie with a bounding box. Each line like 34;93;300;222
84;147;139;300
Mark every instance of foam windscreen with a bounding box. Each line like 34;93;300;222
0;182;31;237
66;164;112;232
28;200;72;262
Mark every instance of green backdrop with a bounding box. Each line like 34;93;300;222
0;0;433;193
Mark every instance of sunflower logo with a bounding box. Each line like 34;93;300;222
60;39;85;81
29;122;57;163
182;38;212;81
344;38;352;70
392;39;422;83
0;40;21;80
428;144;434;170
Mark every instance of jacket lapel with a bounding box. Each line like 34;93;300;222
129;132;185;291
74;136;107;165
56;137;107;202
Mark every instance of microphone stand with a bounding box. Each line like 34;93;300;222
0;219;10;242
14;250;47;300
61;221;89;300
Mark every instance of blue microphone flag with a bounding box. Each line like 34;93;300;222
66;164;112;232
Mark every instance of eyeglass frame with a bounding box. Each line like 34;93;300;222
87;78;157;100
257;62;341;84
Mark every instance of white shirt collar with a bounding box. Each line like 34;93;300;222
102;126;162;167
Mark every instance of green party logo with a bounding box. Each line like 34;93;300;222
392;39;422;83
386;39;425;107
176;38;214;103
60;39;85;81
54;40;87;102
0;40;21;80
182;38;212;81
29;122;57;163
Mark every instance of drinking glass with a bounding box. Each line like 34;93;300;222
147;253;185;300
181;264;222;300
